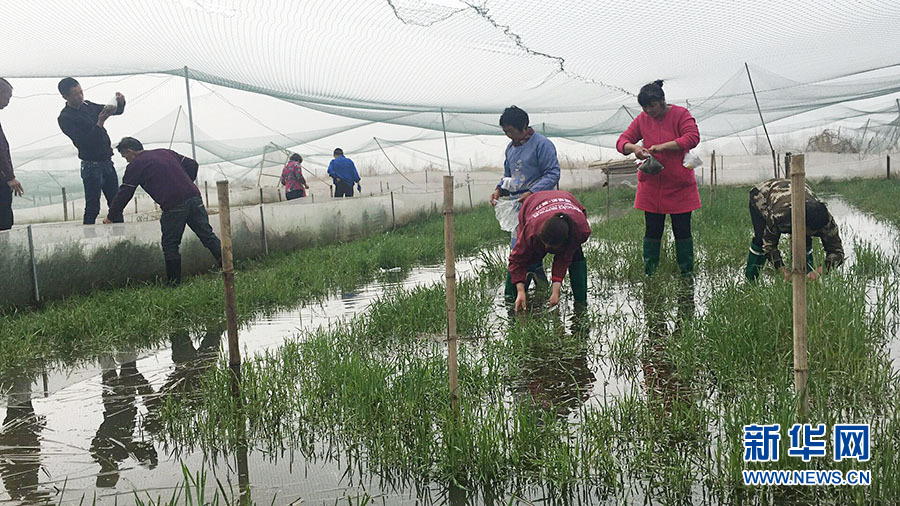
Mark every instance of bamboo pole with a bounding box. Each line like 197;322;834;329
204;180;209;207
217;181;241;368
709;151;715;206
790;154;809;417
444;176;459;410
62;188;68;221
887;155;891;180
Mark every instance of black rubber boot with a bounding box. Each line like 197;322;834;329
165;258;182;286
675;238;694;278
643;238;661;276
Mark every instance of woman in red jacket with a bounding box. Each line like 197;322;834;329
616;80;701;277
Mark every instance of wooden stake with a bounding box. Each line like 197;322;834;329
259;188;268;256
790;154;809;417
217;181;241;368
606;172;611;222
887;155;891;180
709;151;715;206
444;176;459;410
204;180;209;207
390;191;396;230
27;225;40;304
62;188;68;221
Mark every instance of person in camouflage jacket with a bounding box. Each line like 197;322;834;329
745;178;844;281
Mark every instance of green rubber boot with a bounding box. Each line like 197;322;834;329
745;245;767;281
569;260;588;304
504;271;516;301
643;238;661;276
675;238;694;278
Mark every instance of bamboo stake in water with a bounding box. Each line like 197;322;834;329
444;176;459;410
790;154;809;417
217;181;241;368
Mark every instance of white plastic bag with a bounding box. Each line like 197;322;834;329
683;151;703;169
494;197;521;232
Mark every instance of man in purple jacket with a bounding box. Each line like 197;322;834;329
103;137;221;285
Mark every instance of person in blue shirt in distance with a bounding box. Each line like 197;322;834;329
327;148;361;198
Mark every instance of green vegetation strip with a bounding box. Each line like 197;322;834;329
0;203;512;375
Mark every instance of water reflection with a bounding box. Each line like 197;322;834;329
91;353;158;487
641;279;694;413
513;305;595;418
0;372;51;504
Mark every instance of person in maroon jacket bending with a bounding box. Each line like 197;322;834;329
509;191;591;311
103;137;221;285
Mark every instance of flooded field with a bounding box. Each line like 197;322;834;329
2;187;900;505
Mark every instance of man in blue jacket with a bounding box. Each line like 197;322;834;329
327;148;360;198
489;106;562;300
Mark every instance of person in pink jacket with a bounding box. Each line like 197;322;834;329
616;80;701;277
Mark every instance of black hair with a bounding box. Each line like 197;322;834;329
637;80;665;108
806;199;829;231
499;106;529;131
116;137;144;152
334;148;343;156
539;214;572;248
58;77;80;98
290;153;302;162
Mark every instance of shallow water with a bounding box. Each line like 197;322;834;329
1;198;899;504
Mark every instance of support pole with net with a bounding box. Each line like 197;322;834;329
746;63;778;178
790;154;809;417
183;66;197;162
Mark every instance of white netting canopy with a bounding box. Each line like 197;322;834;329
2;0;900;206
2;0;899;132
